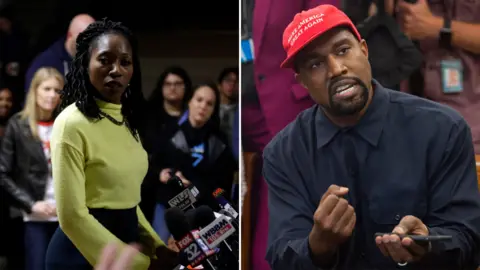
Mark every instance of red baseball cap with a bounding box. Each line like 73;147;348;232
280;5;361;69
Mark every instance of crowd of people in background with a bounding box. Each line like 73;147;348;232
0;6;239;270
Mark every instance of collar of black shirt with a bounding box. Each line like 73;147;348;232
315;79;390;148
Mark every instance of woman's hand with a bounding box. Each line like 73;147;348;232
95;243;139;270
175;171;191;187
49;205;57;217
159;168;172;184
31;201;56;218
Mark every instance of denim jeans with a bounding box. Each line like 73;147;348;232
24;222;58;270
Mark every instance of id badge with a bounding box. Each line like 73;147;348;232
441;59;463;93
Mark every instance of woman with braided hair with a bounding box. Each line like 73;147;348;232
45;19;178;270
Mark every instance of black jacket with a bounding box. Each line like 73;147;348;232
0;113;49;213
140;107;183;221
356;12;423;89
0;132;9;255
145;117;236;210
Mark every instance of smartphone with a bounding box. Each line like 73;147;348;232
374;233;452;242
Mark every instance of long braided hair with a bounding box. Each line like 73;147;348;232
59;18;145;140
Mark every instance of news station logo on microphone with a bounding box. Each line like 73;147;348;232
176;231;206;267
212;188;239;219
199;215;236;249
168;188;197;210
191;230;218;257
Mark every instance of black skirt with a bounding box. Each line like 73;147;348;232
45;207;139;270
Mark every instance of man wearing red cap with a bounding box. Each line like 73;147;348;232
241;0;339;269
263;4;480;270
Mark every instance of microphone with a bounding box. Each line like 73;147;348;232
167;175;185;193
212;188;238;219
192;206;239;268
165;207;216;269
218;209;239;231
167;176;197;211
186;208;237;237
215;209;240;261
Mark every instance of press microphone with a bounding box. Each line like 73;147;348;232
192;206;239;268
165;207;216;269
167;176;197;211
167;175;185;192
216;209;240;259
185;208;237;233
218;209;239;231
212;188;238;220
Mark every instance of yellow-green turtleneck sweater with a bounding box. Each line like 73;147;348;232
51;99;164;269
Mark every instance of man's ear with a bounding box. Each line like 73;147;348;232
359;39;369;59
295;73;307;89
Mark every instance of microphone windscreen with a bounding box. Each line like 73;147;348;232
191;205;216;229
185;208;196;228
164;207;191;240
167;175;185;193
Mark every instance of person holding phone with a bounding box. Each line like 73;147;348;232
264;5;480;270
146;82;236;242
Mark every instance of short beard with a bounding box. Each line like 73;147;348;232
326;77;369;116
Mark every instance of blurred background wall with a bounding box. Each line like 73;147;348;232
5;0;238;98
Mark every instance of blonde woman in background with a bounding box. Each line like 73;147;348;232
0;67;63;270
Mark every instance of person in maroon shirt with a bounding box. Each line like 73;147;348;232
241;0;340;269
375;0;480;153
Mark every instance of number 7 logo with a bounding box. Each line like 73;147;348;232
192;153;203;167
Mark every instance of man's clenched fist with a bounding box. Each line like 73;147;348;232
308;185;356;266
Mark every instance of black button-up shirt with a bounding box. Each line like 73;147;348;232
263;81;480;270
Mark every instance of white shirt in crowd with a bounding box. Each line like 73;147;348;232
23;121;57;222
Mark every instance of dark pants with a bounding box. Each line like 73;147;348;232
45;227;94;270
4;217;25;270
45;208;139;270
24;221;58;270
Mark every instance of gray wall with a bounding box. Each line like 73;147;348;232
8;0;238;99
137;31;238;99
